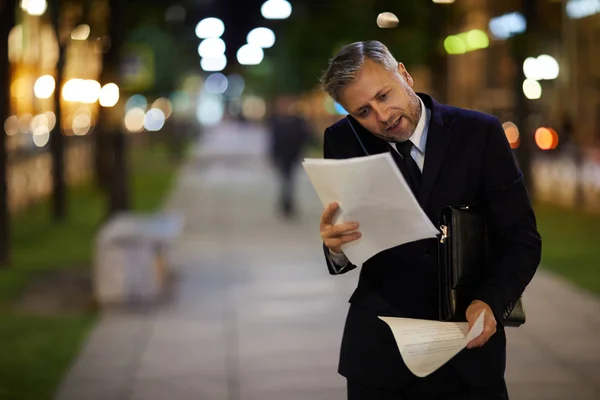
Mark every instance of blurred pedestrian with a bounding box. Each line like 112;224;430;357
268;95;312;219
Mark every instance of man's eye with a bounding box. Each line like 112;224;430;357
359;109;369;117
379;92;389;100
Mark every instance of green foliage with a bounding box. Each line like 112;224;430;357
534;201;600;295
0;142;181;400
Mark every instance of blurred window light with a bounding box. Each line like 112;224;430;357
197;93;224;126
502;121;520;149
44;111;56;131
151;98;173;119
71;24;90;41
32;126;50;147
72;113;91;136
21;0;47;16
523;79;542;99
201;54;227;72
18;114;32;134
523;55;559;81
31;114;49;132
444;35;467;55
8;25;23;63
195;17;225;39
80;80;101;104
204;73;229;94
165;5;186;23
126;94;148;111
432;0;455;3
124;108;146;133
247;27;276;48
566;0;600;19
242;96;267;120
4;116;19;136
237;44;264;65
10;78;28;98
489;12;526;39
144;108;166;131
261;0;292;19
198;37;226;58
62;79;84;102
99;83;120;107
535;127;559;150
34;75;55;99
223;74;245;100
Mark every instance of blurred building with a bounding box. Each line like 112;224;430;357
4;0;108;212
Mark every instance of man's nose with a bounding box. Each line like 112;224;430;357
373;104;393;125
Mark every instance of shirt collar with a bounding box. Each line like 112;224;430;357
409;97;429;154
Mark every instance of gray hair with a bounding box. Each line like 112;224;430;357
319;40;399;103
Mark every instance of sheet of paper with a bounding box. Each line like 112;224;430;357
378;312;485;378
303;153;439;265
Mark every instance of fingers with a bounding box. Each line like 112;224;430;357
327;221;359;237
324;231;362;252
320;202;339;227
466;321;496;349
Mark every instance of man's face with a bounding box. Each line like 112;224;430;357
339;60;421;143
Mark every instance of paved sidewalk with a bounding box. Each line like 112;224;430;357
55;121;600;400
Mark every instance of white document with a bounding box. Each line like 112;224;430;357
378;312;485;378
303;153;439;265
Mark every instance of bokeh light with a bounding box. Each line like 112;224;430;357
195;17;225;39
247;27;276;48
523;79;542;100
204;73;228;94
34;75;55;99
99;83;120;107
124;107;146;133
261;0;292;19
151;98;173;119
198;38;226;58
535;127;559;150
4;116;19;136
144;108;166;131
126;94;148;111
502;121;520;149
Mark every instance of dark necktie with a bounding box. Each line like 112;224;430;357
392;140;422;196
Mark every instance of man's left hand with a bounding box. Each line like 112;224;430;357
466;300;496;349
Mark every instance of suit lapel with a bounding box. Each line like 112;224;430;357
418;94;453;206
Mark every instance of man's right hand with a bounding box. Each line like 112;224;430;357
320;202;361;254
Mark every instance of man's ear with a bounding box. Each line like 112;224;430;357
398;62;414;87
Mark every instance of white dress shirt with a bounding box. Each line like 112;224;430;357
328;98;431;272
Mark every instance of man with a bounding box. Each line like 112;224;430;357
268;95;312;218
318;41;541;399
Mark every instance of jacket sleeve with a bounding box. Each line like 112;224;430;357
322;127;358;275
474;117;542;324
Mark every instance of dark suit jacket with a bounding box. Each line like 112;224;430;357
322;93;541;389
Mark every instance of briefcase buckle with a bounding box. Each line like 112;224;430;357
439;225;448;243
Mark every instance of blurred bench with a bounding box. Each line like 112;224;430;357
93;212;184;306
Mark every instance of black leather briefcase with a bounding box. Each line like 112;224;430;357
437;205;525;327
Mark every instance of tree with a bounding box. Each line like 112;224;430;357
96;0;129;215
0;0;16;267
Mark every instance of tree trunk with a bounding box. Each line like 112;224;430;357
0;0;16;267
98;0;129;215
49;0;67;221
512;0;537;193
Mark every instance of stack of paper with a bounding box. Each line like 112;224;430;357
303;153;439;265
379;311;485;377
